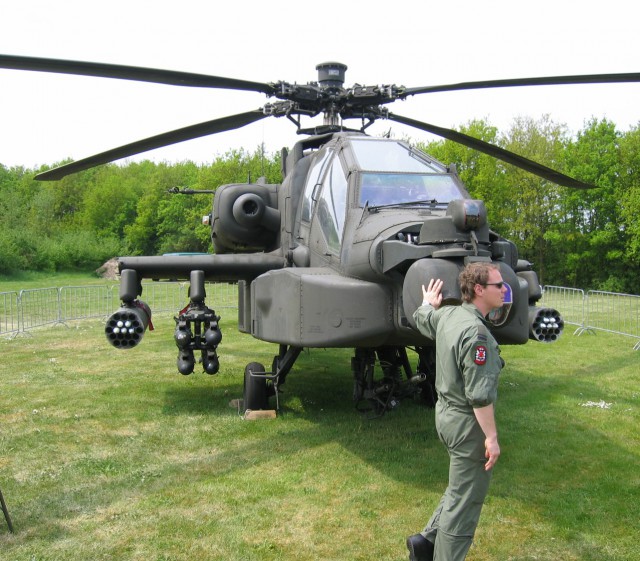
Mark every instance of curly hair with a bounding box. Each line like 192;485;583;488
459;262;499;303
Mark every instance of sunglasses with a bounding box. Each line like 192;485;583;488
483;282;505;289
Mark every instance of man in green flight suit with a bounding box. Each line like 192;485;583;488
406;262;507;561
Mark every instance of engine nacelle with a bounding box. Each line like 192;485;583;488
402;257;563;345
211;183;280;253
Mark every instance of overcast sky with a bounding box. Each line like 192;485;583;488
1;0;639;169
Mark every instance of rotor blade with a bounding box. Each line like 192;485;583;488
402;72;640;97
387;112;595;189
0;54;276;95
36;109;269;181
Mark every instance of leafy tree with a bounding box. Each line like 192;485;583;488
617;124;640;293
123;162;190;255
499;116;568;284
2;132;639;294
619;125;640;245
559;119;635;291
0;167;41;272
418;120;510;234
155;194;211;254
80;164;147;239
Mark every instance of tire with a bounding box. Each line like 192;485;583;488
419;377;438;408
243;362;268;411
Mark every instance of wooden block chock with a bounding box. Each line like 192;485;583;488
244;409;277;420
229;398;277;420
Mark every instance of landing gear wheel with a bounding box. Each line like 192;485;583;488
418;377;437;408
243;362;268;411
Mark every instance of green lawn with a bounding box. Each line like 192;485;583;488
0;271;112;293
1;312;638;560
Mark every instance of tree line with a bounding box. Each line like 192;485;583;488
1;117;639;293
0;148;280;276
418;116;640;293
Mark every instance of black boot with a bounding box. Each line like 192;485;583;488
406;533;434;561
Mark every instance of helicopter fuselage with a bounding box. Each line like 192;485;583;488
236;133;555;347
99;127;564;417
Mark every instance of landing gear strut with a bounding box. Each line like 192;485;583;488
242;344;302;412
352;345;437;418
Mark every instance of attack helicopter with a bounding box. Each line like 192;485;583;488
2;54;638;416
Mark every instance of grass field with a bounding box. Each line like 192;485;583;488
1;303;639;560
0;271;111;293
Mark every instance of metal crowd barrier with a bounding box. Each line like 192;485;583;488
19;287;63;331
541;285;640;350
583;290;640;350
60;285;113;322
0;282;238;338
0;291;19;337
2;283;639;349
539;286;586;329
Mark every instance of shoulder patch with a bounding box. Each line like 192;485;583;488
474;345;487;365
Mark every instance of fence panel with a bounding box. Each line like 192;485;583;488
139;282;186;314
0;291;20;337
6;283;640;349
585;290;640;348
60;285;114;321
19;288;62;331
540;286;586;328
205;282;238;309
135;282;238;316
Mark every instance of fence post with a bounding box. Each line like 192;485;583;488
573;288;595;336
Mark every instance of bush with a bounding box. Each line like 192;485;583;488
0;230;29;273
38;231;123;270
0;230;123;273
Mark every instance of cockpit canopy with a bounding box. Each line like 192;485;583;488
349;138;465;207
359;172;463;207
296;134;469;256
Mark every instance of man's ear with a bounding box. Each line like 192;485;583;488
473;283;483;298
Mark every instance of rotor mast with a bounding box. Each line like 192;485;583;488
316;62;347;129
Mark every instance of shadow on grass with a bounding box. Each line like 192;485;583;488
158;337;639;561
160;346;448;487
3;324;637;559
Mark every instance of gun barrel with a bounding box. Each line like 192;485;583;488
105;302;151;349
528;306;564;343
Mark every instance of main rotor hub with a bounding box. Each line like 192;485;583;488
316;62;347;91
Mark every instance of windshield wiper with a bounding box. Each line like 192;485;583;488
367;199;446;211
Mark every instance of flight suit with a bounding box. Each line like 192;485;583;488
413;302;502;561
